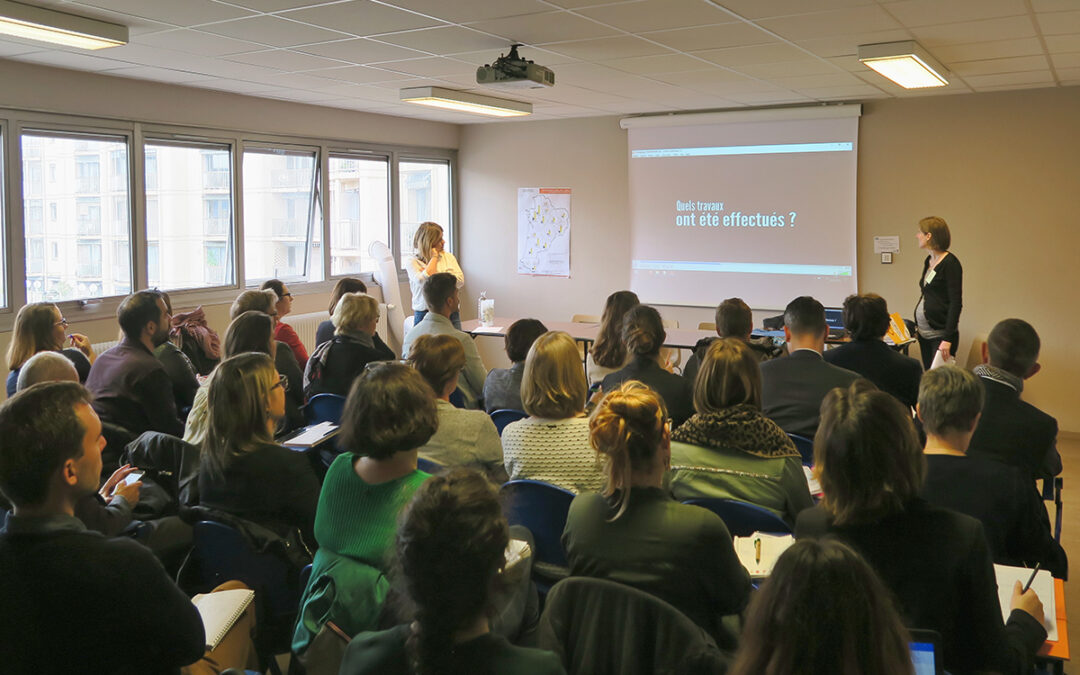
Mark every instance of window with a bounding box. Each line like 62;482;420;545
110;149;126;181
243;148;317;284
22;133;131;303
147;242;160;287
23;160;42;198
25;199;43;235
113;240;130;294
329;155;388;275
398;160;451;268
145;149;158;191
27;238;44;275
145;142;235;291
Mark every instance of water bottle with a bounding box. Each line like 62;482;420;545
478;292;495;327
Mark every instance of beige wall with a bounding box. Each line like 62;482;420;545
459;86;1080;431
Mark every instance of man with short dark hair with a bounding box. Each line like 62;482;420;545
402;273;487;408
0;382;206;672
683;297;782;383
760;296;860;438
824;293;923;409
85;290;184;436
968;318;1061;481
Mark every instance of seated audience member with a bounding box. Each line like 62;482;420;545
85;290;184;436
502;332;603;494
684;297;783;383
670;338;813;526
968;318;1061;482
305;292;395;398
230;289;305;432
16;350;78;391
587;290;639;385
919;366;1066;578
5;301;94;396
730;538;915;675
169;304;222;376
563;382;751;640
600;305;694;427
263;278;309;369
796;381;1047;675
483;318;548;413
293;363;437;655
402;273;487;408
316;277;368;347
0;381;258;673
823;293;922;410
410;334;504;480
340;469;565;675
760;296;860;438
153;291;201;418
198;352;320;546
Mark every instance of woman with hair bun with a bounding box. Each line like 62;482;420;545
562;381;750;640
729;538;914;675
339;469;565;675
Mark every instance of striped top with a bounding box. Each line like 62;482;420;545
501;416;604;494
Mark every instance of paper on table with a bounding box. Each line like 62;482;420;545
994;563;1057;641
733;533;795;578
284;421;338;447
471;326;505;334
803;465;822;498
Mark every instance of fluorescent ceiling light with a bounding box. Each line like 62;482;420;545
400;86;531;118
858;41;948;89
0;0;127;50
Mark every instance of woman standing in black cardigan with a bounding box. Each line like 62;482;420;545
914;216;962;370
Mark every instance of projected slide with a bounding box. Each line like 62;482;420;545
626;109;859;309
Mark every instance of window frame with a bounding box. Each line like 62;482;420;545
326;149;392;278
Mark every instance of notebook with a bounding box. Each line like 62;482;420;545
282;421;339;448
505;538;532;570
733;533;795;578
192;588;255;650
993;564;1057;641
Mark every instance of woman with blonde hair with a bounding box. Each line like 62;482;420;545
562;381;750;639
304;292;394;398
669;338;813;526
502;331;603;494
586;290;639;385
405;221;464;329
197;352;320;545
6;302;95;396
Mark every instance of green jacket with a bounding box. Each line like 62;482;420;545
292;548;389;655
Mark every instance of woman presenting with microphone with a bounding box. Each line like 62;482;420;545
914;216;962;370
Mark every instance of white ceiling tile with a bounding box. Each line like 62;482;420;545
66;2;176;34
734;59;840;78
107;65;220;83
201;16;351;47
0;40;46;57
1036;11;1080;36
371;26;509;55
757;5;904;41
468;11;620;44
377;0;552;23
932;37;1045;63
1056;67;1080;80
769;71;862;88
543;36;673;61
650;69;761;87
882;0;1028;28
76;0;255;27
973;82;1058;92
224;49;349;71
694;43;813;67
134;29;265;56
281;1;444;37
1045;34;1080;53
948;55;1049;77
225;0;335;12
911;16;1037;47
302;64;415;83
200;59;292;79
640;23;777;52
961;69;1054;87
825;55;870;72
11;49;133;71
726;91;814;104
542;0;642;8
183;78;278;93
577;0;734;34
368;56;474;77
296;37;427;63
1051;52;1080;69
796;83;885;98
794;29;914;58
713;0;877;21
103;43;224;71
599;53;717;75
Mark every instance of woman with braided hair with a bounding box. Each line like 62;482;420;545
561;381;750;641
339;469;565;675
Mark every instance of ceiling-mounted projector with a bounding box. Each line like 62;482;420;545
476;44;555;89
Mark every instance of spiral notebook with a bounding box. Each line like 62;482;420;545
192;588;255;650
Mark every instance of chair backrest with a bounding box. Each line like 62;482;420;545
571;314;600;324
682;498;791;537
538;577;727;675
787;433;815;466
697;322;716;331
417;457;445;474
305;393;346;425
500;480;576;568
490;408;528;435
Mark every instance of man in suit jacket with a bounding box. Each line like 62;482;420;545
968;319;1061;482
761;296;860;439
824;293;922;409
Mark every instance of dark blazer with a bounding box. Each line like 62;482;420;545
601;356;694;427
823;338;923;409
304;334;396;399
917;252;963;343
275;342;307;435
922;454;1067;578
968;377;1060;480
759;349;860;438
85;337;184;437
154;341;200;417
315;319;334;348
796;500;1047;675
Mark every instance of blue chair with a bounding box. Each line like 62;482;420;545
304;393;346;425
682;498;791;537
490;409;528;435
417;457;445;474
787;433;815;466
500;480;575;573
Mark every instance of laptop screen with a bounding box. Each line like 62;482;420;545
824;307;844;330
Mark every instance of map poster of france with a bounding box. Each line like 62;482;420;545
517;187;571;277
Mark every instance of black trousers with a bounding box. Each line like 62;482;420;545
917;333;957;371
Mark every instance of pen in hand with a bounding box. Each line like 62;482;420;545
1022;562;1042;593
754;537;761;565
